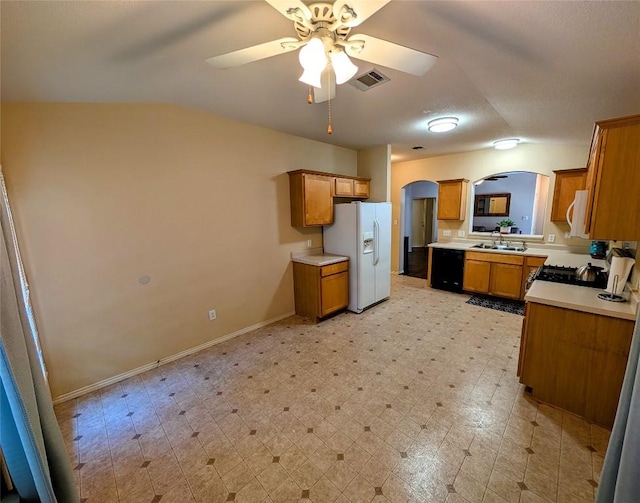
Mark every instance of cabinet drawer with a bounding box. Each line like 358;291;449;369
465;251;524;265
321;261;348;277
525;256;547;268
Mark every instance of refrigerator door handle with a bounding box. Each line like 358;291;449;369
373;219;380;266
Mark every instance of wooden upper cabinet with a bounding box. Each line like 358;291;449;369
288;170;370;227
437;179;468;220
584;114;640;240
334;177;370;198
550;168;587;222
334;177;354;197
289;172;333;227
353;179;370;198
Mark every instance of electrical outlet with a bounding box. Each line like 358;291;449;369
564;232;570;239
307;239;312;248
457;230;465;237
443;230;452;237
548;234;555;243
208;309;217;321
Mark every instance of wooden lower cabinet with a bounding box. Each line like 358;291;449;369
463;251;523;299
462;260;491;293
293;260;348;321
490;263;523;298
521;256;546;298
519;302;634;428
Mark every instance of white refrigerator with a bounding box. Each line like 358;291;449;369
323;202;392;313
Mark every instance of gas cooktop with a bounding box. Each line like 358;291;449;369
535;265;608;289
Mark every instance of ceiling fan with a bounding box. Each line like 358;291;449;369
206;0;438;100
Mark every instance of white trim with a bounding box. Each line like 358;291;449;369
52;311;295;404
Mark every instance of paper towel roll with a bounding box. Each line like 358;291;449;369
606;256;635;294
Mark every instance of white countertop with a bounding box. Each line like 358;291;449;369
428;240;606;268
292;253;349;266
525;280;638;321
429;239;638;319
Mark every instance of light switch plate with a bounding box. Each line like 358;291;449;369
443;230;452;237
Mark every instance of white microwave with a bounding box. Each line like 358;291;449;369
566;190;589;239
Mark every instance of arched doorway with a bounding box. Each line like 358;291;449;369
400;180;438;278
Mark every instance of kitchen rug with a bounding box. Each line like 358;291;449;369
466;294;525;315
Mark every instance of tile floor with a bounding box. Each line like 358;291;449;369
55;276;608;503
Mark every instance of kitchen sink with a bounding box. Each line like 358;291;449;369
472;243;527;252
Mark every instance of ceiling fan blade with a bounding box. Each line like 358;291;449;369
344;34;438;76
206;37;300;69
333;0;390;27
264;0;312;23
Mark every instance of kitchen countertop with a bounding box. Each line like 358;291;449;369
525;280;638;321
428;240;607;268
429;239;638;319
292;253;349;267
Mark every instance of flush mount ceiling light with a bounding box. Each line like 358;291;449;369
427;117;459;133
493;138;520;150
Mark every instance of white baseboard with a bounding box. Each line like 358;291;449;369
52;311;296;404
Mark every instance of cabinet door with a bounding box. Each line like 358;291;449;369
353;180;370;198
520;303;633;428
320;272;348;316
463;259;490;293
520;256;547;299
586;118;640;239
517;302;530;378
550;168;587;221
303;174;333;226
490;263;522;299
437;179;468;220
334;177;354;197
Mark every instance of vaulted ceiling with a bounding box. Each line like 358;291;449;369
2;1;639;161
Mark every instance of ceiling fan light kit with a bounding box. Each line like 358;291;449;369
493;138;520;150
329;49;358;84
207;1;438;132
298;38;327;87
427;117;459;133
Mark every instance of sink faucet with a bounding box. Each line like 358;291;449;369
491;230;505;246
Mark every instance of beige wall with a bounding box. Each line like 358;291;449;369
357;145;391;202
390;144;590;272
0;103;357;399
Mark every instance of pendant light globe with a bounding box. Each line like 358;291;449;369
298;38;327;88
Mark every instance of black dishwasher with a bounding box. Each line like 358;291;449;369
430;248;465;293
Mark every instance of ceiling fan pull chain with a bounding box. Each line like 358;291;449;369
327;71;333;134
307;85;313;104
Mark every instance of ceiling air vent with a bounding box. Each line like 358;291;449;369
348;69;390;91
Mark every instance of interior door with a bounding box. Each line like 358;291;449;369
424;198;435;245
411;198;426;248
